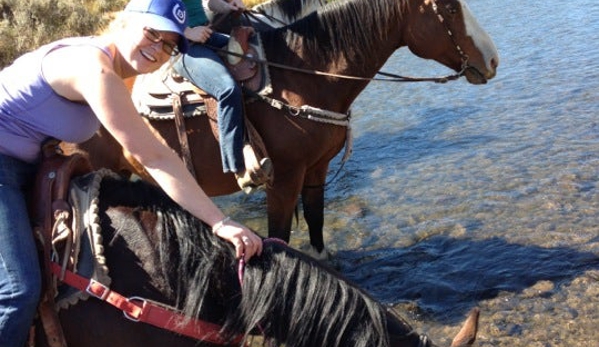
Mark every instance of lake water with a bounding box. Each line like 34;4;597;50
217;0;599;346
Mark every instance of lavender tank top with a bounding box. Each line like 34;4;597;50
0;37;113;163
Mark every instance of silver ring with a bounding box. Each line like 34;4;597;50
242;236;250;244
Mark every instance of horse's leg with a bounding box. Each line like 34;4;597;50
301;185;325;258
301;165;329;260
266;170;305;243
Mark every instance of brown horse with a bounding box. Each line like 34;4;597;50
35;172;481;347
62;0;499;258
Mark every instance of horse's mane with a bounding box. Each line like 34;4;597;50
263;0;405;68
228;242;393;347
252;0;326;22
98;177;394;347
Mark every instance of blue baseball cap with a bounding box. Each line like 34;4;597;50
124;0;189;54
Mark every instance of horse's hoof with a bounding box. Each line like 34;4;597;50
305;246;329;261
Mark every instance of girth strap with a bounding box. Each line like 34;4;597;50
50;262;241;345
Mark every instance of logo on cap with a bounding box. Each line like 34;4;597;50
173;3;186;25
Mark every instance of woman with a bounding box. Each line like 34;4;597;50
174;0;272;193
0;0;262;345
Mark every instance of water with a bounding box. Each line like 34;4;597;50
218;0;599;345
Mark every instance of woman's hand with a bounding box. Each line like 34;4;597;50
207;0;245;15
212;218;263;261
184;26;213;43
227;0;245;12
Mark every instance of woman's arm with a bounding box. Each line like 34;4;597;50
205;0;245;14
44;46;262;261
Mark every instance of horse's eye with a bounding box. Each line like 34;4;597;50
445;3;459;15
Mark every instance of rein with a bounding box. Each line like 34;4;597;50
243;7;289;28
211;0;470;85
208;43;466;84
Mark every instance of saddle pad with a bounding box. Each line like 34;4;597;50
131;62;204;111
55;169;119;309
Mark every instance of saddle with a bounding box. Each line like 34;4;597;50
131;27;272;182
28;139;94;347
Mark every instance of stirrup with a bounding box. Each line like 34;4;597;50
235;157;272;194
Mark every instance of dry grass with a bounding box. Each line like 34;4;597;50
0;0;128;68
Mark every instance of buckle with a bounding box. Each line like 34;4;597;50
86;279;110;300
123;296;146;322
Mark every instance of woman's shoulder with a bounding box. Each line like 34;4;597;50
41;37;115;91
44;37;115;70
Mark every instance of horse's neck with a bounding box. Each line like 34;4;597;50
286;0;404;76
264;0;405;107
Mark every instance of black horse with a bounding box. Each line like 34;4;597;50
35;171;479;347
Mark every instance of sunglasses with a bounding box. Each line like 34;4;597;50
143;27;180;56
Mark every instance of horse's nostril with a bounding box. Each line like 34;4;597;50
490;57;499;69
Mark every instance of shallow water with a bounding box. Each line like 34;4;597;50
217;0;599;345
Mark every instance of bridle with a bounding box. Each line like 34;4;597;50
377;0;471;83
428;0;471;73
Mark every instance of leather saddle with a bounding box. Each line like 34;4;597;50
28;139;93;347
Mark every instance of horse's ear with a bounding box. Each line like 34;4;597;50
444;0;460;15
450;307;479;347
